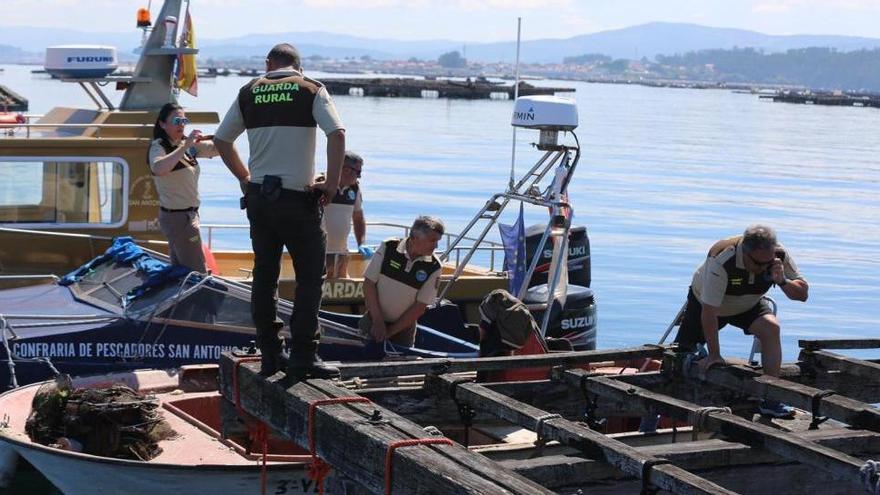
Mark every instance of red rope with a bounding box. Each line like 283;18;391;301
232;356;268;495
307;397;371;495
384;438;454;495
248;422;269;495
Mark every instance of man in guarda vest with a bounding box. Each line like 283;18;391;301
359;216;444;346
673;224;809;418
320;150;368;278
214;43;345;379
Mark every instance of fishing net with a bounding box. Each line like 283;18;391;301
25;375;176;461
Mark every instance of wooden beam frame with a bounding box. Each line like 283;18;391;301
429;373;738;495
565;369;871;484
698;363;880;432
218;353;552;495
334;345;666;378
802;349;880;384
800;339;880;351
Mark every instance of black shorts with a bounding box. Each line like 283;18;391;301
673;287;773;351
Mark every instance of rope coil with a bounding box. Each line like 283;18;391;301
860;460;880;495
385;438;454;495
691;406;730;441
534;413;562;449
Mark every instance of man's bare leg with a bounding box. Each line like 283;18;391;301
748;314;782;377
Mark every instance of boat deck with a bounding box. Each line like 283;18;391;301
220;340;880;494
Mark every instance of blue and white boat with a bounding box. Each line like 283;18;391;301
0;236;478;390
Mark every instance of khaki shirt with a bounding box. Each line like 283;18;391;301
363;238;441;322
691;241;803;316
214;69;345;191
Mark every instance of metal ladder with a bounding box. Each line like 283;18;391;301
436;138;581;337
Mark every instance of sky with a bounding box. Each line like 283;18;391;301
1;0;879;42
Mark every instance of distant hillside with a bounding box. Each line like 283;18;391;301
1;22;879;64
0;44;37;64
655;47;880;92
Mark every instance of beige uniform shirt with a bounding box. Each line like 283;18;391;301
691;241;803;316
363;238;441;322
214;69;345;191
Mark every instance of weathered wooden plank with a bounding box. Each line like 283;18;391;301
335;345;667;378
700;364;880;432
218;353;552;495
503;456;861;495
567;369;870;483
800;339;880;350
429;374;738;495
803;349;880;383
797;368;880;404
494;427;880;489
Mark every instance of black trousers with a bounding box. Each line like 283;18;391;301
246;190;326;361
673;287;773;351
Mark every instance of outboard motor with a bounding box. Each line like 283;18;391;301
524;224;591;288
523;284;597;350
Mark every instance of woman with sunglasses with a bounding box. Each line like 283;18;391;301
148;102;218;272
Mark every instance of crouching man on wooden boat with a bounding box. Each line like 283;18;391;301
673;224;809;418
359;216;444;346
149;103;219;273
214;43;346;380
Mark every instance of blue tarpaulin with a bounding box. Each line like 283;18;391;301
60;237;196;300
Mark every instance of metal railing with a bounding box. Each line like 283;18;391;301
200;221;507;272
1;121;152;139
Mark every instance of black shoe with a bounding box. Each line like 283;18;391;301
287;355;341;380
258;352;283;377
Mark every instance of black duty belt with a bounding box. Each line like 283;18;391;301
160;206;199;213
246;182;315;199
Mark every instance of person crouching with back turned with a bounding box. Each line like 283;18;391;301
360;216;444;346
148;103;218;273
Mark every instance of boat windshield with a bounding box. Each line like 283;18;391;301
67;258;258;328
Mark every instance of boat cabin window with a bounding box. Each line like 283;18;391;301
0;157;127;228
156;284;255;327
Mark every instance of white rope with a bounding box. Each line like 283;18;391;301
533;413;562;449
860;460;880;495
691;406;731;441
1;315;61;389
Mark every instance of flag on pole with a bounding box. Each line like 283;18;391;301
175;10;198;96
498;203;527;297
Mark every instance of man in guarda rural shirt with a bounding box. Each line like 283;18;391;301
214;43;345;380
673;224;809;418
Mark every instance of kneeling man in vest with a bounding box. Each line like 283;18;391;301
674;224;809;418
359;216;444;346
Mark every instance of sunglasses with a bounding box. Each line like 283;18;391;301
748;252;775;268
345;165;362;178
171;116;190;126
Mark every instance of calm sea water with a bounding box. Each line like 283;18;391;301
1;62;880;492
2;63;878;359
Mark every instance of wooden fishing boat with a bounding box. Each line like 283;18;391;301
0;366;339;494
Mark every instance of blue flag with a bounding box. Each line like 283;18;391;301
499;203;527;296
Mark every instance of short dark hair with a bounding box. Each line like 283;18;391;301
411;216;444;238
742;224;778;252
153;102;182;144
266;43;301;70
344;151;363;167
